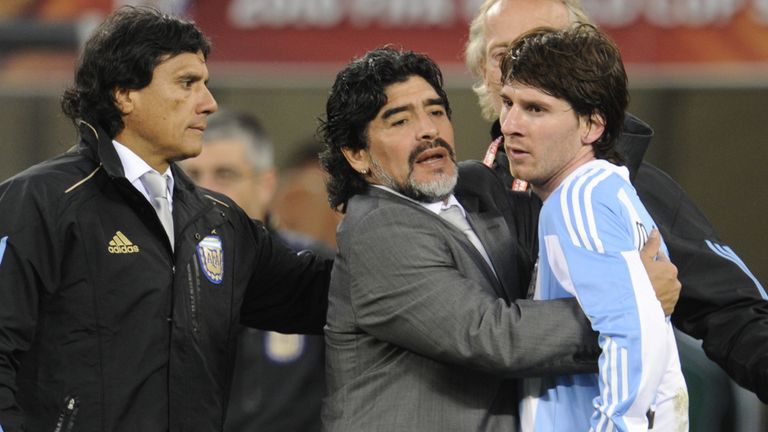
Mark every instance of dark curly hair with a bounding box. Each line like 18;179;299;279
500;23;627;164
318;46;451;213
61;6;210;138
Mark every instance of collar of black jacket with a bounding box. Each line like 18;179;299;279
76;120;197;194
614;113;653;182
489;112;653;182
77;120;126;179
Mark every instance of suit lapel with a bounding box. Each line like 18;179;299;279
459;196;521;302
459;195;519;303
368;188;506;299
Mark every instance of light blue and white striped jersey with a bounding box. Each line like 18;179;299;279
521;160;688;432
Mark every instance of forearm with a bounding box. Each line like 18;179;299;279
675;288;768;402
500;298;599;376
239;218;333;335
342;200;600;377
637;161;768;401
671;235;768;402
351;241;598;376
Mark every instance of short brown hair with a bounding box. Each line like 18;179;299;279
500;23;627;163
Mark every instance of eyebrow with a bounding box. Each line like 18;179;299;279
425;97;446;108
179;72;204;82
490;42;508;51
381;97;446;120
381;105;409;120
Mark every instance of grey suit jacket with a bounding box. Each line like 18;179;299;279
323;161;598;432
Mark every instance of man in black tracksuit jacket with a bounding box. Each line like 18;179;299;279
0;7;330;431
0;121;330;431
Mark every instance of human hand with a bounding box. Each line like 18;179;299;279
641;229;680;316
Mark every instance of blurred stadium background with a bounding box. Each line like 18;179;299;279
0;0;766;428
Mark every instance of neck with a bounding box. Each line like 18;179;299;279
533;153;596;201
114;132;170;173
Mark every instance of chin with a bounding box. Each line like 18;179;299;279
410;172;457;201
509;164;527;179
180;141;204;160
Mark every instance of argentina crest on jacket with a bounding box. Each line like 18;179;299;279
197;235;223;284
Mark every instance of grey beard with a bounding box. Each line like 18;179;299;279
370;155;457;204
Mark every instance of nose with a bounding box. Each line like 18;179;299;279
500;104;522;137
417;113;439;141
200;86;218;115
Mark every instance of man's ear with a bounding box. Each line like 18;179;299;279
582;112;606;145
341;147;370;175
114;88;134;115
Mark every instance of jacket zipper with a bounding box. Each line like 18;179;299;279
52;396;79;432
186;260;201;336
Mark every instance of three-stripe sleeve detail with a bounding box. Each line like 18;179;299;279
706;240;767;300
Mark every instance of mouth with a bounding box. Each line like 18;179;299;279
414;147;449;165
505;142;530;161
188;124;206;134
409;138;456;168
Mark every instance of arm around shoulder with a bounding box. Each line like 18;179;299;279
342;203;598;377
635;162;768;401
237;210;333;335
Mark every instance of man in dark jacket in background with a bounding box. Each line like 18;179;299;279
0;7;330;431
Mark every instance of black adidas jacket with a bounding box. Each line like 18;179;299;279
490;113;768;403
0;122;332;431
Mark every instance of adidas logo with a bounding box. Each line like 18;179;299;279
108;231;140;254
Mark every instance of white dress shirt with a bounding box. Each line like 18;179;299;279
112;140;175;211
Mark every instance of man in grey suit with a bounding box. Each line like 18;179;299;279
318;47;677;431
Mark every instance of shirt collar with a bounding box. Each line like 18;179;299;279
112;140;175;196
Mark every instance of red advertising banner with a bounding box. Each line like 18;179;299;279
3;0;768;76
185;0;768;67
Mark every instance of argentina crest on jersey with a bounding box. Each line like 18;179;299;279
197;235;223;284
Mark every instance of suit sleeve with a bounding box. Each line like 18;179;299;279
344;204;598;378
0;180;55;431
635;162;768;402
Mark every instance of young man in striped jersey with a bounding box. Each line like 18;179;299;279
499;24;688;431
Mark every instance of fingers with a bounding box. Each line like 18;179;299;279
656;247;670;263
640;228;661;260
